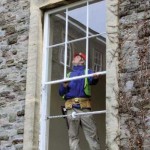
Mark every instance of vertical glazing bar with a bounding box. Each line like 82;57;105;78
85;1;89;75
64;8;68;78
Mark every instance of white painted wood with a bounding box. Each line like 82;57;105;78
86;1;89;75
41;1;106;149
47;32;106;49
45;71;106;85
40;12;50;150
64;8;68;78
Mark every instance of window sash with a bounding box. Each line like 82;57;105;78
43;0;106;86
40;1;106;150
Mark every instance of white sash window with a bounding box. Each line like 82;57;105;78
40;0;106;149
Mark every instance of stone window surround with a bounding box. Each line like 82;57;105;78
23;0;119;150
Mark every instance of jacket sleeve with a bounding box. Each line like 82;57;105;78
87;69;99;85
59;83;69;97
59;72;71;97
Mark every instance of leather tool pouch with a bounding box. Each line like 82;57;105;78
65;99;91;109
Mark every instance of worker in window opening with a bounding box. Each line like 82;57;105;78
59;52;101;150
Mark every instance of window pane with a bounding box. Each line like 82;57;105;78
49;45;65;81
49;44;74;81
89;0;106;36
60;44;72;68
71;40;86;55
49;10;66;46
68;39;86;71
68;3;87;41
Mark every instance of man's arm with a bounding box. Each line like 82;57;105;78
59;82;69;96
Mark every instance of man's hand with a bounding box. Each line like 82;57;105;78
93;74;102;79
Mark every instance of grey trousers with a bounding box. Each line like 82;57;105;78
67;108;100;150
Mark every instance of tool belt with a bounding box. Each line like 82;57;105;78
65;98;91;109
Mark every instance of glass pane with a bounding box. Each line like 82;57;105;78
49;45;65;81
49;10;66;46
59;44;72;72
49;44;75;81
68;39;87;73
68;3;87;41
89;0;106;36
88;35;106;72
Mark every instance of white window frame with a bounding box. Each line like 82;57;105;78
40;1;106;150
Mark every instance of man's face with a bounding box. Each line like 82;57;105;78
72;55;84;66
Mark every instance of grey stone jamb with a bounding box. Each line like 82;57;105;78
23;1;42;150
106;0;120;149
23;0;120;150
23;1;76;150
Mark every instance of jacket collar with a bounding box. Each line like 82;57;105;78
73;65;85;71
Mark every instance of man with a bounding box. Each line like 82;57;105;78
59;52;100;150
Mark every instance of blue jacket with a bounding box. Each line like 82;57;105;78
59;65;98;100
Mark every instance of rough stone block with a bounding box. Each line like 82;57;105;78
17;129;24;134
2;25;16;35
12;138;23;145
0;74;7;82
6;59;14;64
1;124;13;130
15;144;23;150
7;35;18;45
17;110;25;117
0;135;9;141
9;113;16;123
0;91;10;97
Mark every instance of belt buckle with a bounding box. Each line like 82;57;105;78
74;98;79;103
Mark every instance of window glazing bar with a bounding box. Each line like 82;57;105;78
47;42;65;49
47;110;106;119
88;32;107;39
46;0;94;15
64;8;68;78
44;71;106;85
85;1;89;75
46;32;107;49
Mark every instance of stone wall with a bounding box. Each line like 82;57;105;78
119;0;150;149
0;0;30;149
1;0;149;149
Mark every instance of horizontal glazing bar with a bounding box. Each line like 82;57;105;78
47;42;65;49
47;32;106;49
47;110;106;119
46;0;96;15
44;71;106;85
88;32;106;39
